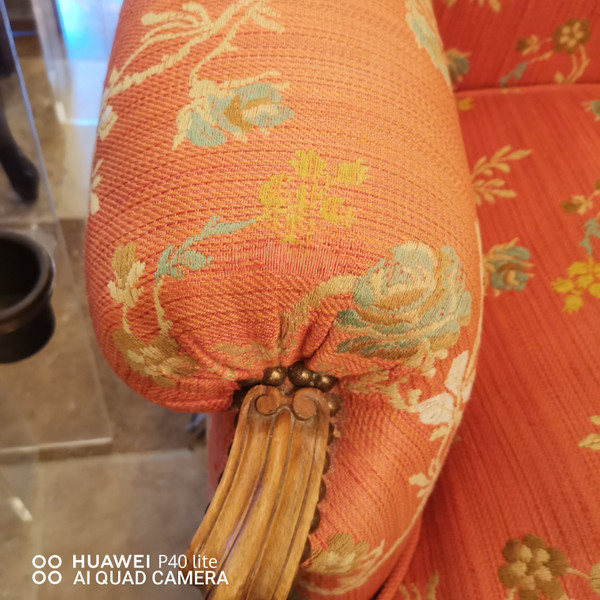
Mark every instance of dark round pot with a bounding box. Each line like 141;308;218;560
0;230;55;363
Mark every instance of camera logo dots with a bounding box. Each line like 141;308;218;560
32;555;62;584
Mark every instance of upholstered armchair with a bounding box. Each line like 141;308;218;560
85;0;600;598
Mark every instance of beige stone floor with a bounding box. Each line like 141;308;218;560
0;31;210;600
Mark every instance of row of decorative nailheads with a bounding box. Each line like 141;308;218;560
240;362;339;394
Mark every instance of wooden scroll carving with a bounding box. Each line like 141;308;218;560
184;384;331;599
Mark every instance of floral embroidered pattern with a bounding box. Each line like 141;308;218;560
335;243;472;376
346;369;420;410
498;534;600;599
456;97;473;111
446;49;470;87
409;351;475;500
583;100;600;122
398;572;440;600
210;241;471;387
415;351;471;430
298;536;388;594
304;533;370;576
258;149;365;244
405;0;451;87
471;146;532;206
501;18;591;87
484;240;534;296
108;216;254;387
99;1;292;146
552;19;590;54
579;415;600;451
560;179;600;215
174;72;293;149
442;0;501;12
552;180;600;313
347;350;474;438
580;219;600;257
299;241;481;597
553;259;600;313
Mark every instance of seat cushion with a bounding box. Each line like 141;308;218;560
378;84;600;598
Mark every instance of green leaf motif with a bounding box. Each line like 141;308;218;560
156;215;255;281
500;61;528;87
200;215;255;240
580;218;600;257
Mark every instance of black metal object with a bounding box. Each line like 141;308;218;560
0;230;55;362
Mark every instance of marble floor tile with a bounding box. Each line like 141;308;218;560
2;449;213;600
23;449;207;600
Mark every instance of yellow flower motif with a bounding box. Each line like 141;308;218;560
499;535;600;599
567;260;598;277
258;149;364;244
564;293;583;313
553;258;600;312
456;97;473;111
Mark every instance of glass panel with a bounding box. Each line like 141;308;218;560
0;0;111;453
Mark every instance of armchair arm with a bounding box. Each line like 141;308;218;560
86;0;481;597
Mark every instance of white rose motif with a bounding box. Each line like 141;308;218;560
415;392;454;425
415;350;472;426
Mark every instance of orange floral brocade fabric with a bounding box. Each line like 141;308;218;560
383;84;600;600
85;0;481;598
379;1;600;598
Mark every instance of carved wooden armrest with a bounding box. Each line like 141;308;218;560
184;365;340;599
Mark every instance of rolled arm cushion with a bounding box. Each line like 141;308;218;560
85;0;482;597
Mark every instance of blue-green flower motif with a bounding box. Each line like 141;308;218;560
484;240;533;296
335;242;472;376
181;79;293;148
584;99;600;122
446;49;470;86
